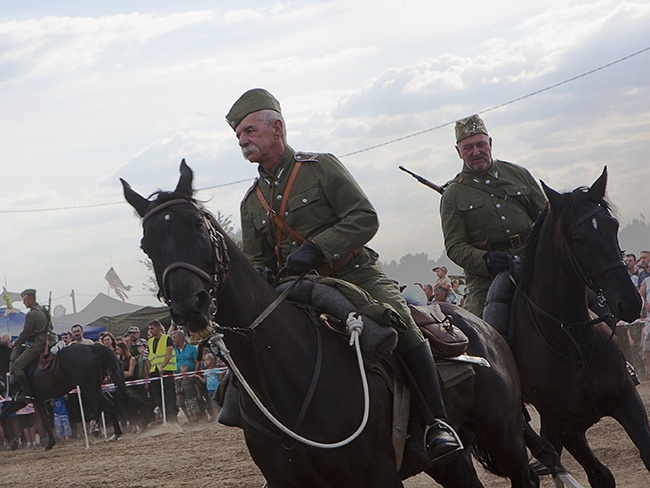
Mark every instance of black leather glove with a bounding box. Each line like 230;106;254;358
254;266;275;284
285;240;322;275
484;251;511;274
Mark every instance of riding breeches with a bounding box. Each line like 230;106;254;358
12;347;41;376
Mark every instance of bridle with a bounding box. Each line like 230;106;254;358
140;198;371;457
562;205;626;293
141;198;229;312
517;204;624;325
514;202;625;364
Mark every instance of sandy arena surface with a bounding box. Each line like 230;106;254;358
1;381;649;487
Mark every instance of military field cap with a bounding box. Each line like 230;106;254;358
455;114;489;143
127;326;141;333
432;266;447;273
226;88;282;130
20;288;36;297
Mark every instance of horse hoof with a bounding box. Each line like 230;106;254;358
107;434;119;442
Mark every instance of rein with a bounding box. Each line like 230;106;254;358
209;314;371;449
143;198;372;450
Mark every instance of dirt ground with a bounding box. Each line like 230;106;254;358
1;381;649;488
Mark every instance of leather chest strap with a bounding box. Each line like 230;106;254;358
255;161;304;268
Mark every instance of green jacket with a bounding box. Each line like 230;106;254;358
440;160;546;315
15;303;49;349
241;146;425;351
240;146;379;273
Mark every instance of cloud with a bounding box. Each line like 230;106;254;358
0;11;216;82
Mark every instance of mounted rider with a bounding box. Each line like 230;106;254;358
440;115;546;317
227;88;463;464
10;289;55;402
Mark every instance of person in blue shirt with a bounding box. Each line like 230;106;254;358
171;330;199;373
51;395;72;443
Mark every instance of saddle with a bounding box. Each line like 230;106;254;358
408;304;469;358
37;352;56;373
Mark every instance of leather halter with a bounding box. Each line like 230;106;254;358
142;198;229;308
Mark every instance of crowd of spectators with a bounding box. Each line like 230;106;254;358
0;321;226;450
617;250;650;379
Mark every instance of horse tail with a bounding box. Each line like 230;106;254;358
91;344;129;394
470;440;508;477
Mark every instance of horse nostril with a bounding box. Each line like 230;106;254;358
196;289;212;312
170;310;186;325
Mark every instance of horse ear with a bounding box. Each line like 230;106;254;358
174;159;194;197
121;179;150;217
588;166;607;199
540;180;566;213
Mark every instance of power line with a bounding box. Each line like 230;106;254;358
340;45;650;157
2;46;648;215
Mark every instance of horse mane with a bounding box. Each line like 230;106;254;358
518;186;611;291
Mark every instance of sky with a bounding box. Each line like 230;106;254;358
1;0;649;313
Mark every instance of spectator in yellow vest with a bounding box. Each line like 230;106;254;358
147;320;177;422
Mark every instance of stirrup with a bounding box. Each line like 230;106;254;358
424;419;464;464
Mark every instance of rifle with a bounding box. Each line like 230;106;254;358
399;166;445;195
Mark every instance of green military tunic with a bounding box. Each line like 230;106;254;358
440;160;546;317
12;302;50;375
241;146;423;351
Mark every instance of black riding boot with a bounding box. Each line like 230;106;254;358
401;342;463;464
14;373;33;402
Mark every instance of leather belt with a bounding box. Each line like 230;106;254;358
491;230;530;251
315;246;364;277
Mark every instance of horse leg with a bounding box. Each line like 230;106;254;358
99;392;123;441
34;400;56;450
609;381;650;471
1;400;25;450
473;422;539;488
425;448;485;488
548;421;615;488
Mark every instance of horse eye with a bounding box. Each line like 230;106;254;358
194;219;204;230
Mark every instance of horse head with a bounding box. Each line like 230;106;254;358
121;160;230;339
539;167;642;322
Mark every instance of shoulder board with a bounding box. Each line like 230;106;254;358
241;177;260;203
294;152;319;162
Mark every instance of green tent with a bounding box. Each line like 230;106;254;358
87;306;172;338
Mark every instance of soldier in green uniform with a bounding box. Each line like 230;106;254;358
227;88;462;464
11;289;51;401
440;115;546;317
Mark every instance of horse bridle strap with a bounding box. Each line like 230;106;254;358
565;204;626;287
142;197;229;305
162;262;215;289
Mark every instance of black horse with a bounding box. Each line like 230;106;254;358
512;168;649;487
122;161;548;487
0;343;127;450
